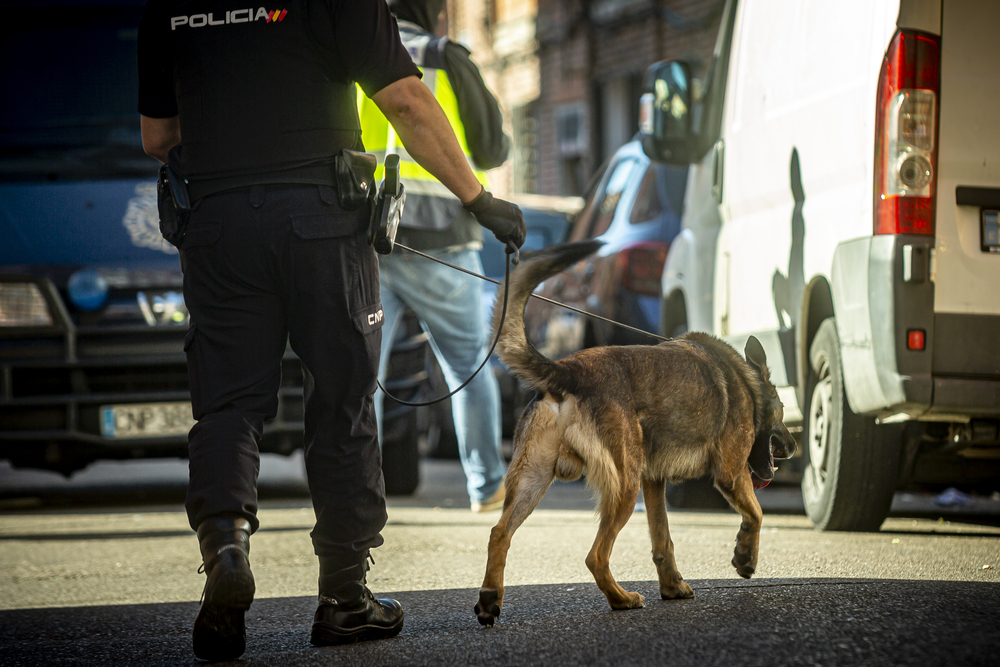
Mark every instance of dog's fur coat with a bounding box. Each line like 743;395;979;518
475;241;796;625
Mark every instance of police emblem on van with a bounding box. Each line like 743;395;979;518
123;182;177;256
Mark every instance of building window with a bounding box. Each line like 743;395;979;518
555;102;588;195
512;101;540;193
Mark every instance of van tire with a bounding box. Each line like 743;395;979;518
801;318;900;531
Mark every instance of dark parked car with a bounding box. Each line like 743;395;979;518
523;140;688;358
0;0;420;493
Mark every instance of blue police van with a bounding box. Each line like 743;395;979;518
0;1;419;493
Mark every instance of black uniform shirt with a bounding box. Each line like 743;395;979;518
138;0;420;179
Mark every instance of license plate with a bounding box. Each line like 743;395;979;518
100;402;195;439
983;209;1000;254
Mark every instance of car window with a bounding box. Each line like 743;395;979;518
588;158;639;238
629;164;665;223
567;162;610;243
629;162;688;225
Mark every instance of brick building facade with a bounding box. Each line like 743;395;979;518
534;0;723;196
443;0;541;197
442;0;723;197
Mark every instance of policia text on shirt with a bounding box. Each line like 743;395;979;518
137;0;525;660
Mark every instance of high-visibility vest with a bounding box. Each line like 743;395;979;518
358;21;488;230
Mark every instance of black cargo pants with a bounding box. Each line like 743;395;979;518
180;183;386;558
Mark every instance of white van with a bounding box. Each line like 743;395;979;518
641;0;1000;530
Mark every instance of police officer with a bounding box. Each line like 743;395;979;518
362;0;509;514
137;1;525;660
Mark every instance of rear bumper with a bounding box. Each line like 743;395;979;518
831;235;1000;420
928;376;1000;417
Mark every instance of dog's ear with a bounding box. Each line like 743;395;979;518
744;336;770;380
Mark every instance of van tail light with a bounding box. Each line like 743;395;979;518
617;241;668;296
874;30;941;236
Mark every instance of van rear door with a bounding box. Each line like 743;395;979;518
933;0;1000;316
931;0;1000;383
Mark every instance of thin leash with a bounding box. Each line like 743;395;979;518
376;242;670;408
396;243;671;343
375;246;512;407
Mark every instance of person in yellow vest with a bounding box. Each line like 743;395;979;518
360;0;510;512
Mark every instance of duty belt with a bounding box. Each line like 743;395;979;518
184;162;340;201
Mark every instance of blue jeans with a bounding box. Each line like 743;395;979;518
375;246;506;504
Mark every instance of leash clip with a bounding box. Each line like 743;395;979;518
505;241;520;265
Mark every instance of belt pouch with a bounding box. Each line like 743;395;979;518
335;150;377;210
157;164;192;247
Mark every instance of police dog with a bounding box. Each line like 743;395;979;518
474;241;796;626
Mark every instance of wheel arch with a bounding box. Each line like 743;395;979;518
796;275;835;408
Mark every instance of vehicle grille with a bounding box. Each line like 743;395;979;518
1;322;305;450
11;363;190;397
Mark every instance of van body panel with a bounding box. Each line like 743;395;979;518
897;0;942;33
714;0;895;386
648;0;1000;518
660;0;998;425
933;0;1000;315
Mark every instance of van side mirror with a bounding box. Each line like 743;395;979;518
639;60;700;164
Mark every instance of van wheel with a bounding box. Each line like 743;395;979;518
801;318;900;531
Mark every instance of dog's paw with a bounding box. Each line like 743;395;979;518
610;591;645;610
731;549;756;579
474;589;502;627
660;580;694;600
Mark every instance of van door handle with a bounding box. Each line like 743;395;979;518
711;139;725;204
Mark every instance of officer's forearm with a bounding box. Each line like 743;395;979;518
371;76;483;205
140;115;181;164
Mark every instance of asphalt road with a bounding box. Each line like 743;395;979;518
1;456;999;666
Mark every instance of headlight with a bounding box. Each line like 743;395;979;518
0;282;54;326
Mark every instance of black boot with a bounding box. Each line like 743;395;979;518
310;553;403;646
192;517;255;661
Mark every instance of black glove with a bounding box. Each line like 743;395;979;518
464;189;526;253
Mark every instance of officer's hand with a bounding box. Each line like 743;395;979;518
464;189;526;251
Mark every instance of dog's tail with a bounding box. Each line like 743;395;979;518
491;240;603;395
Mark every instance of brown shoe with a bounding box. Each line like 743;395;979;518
471;485;505;513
